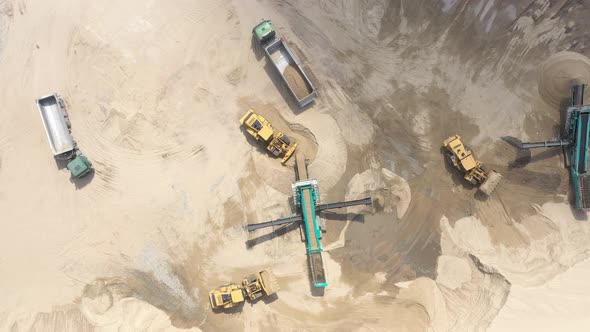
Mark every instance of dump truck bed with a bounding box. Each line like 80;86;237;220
36;94;75;157
265;38;317;107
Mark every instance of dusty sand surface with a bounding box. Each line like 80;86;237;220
2;0;590;331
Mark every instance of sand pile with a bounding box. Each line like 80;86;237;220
538;51;590;107
284;64;312;100
345;168;411;218
3;0;590;330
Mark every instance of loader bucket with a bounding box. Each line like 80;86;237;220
259;270;280;296
479;171;502;196
281;143;298;164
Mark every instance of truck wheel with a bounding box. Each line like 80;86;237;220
445;152;455;164
271;148;280;157
282;135;291;145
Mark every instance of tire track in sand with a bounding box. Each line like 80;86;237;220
65;24;210;197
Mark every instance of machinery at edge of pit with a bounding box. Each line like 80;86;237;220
443;135;502;196
245;153;372;290
240;109;298;164
209;270;280;310
519;84;590;210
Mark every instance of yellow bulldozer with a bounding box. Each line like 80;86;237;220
240;110;298;164
443;135;502;196
209;270;280;310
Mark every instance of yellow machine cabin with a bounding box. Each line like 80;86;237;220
240;110;297;164
209;284;245;309
443;135;502;195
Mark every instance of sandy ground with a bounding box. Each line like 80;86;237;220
2;0;590;331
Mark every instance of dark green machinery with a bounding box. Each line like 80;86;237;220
66;155;93;178
246;154;372;289
521;84;590;209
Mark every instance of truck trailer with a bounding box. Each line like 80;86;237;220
253;20;317;108
36;94;93;179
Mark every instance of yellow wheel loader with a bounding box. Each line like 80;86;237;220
209;270;280;310
443;135;502;195
241;270;280;301
208;284;245;309
240;110;298;164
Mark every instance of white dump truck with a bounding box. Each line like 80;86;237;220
253;20;317;108
36;94;93;178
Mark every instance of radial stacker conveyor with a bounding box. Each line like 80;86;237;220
520;84;590;210
246;153;372;288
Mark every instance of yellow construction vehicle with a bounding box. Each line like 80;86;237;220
241;270;280;300
443;135;502;195
240;110;298;164
209;270;280;310
208;284;245;309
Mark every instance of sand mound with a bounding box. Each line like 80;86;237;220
490;258;590;332
538;51;590;108
304;113;348;192
345;168;411;218
284;65;312;100
397;216;513;331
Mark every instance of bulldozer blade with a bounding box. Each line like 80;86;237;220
479;171;502;195
281;143;298;164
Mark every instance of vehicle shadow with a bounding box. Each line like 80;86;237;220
211;302;245;315
319;211;365;223
250;34;265;61
245;222;301;248
502;131;564;169
71;170;95;189
249;292;279;306
53;157;68;170
570;201;589;221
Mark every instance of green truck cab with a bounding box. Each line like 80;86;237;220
66;155;93;179
253;20;276;44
